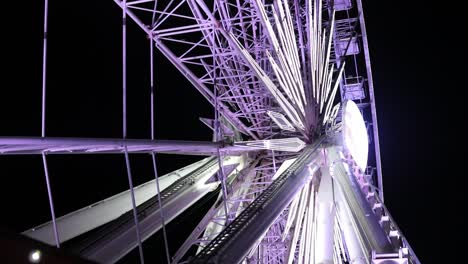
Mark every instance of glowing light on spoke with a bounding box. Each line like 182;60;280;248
267;111;296;132
234;137;306;152
342;100;369;171
249;0;344;134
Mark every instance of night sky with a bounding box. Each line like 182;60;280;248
0;1;440;263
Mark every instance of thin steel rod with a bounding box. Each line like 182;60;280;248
151;153;171;264
151;0;158;27
216;147;230;223
150;34;155;140
123;0;128;139
272;150;277;173
214;69;230;224
41;0;48;137
40;0;60;250
149;34;171;264
41;153;60;248
124;150;145;263
270;124;277;173
123;2;144;263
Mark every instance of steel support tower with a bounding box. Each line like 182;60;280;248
3;0;420;263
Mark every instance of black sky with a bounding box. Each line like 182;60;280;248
0;1;441;263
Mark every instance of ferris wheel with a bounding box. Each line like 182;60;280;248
1;0;421;263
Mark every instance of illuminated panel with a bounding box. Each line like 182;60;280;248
342;100;368;171
267;111;296;132
234;137;306;152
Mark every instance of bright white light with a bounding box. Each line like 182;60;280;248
342;100;368;171
235;137;306;152
267;111;296;132
29;249;41;263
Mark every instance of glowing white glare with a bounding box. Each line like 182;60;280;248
29;249;41;263
267;111;296;131
342;100;368;171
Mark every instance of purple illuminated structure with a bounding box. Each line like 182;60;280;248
3;0;420;263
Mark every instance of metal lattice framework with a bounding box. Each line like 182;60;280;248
3;0;421;263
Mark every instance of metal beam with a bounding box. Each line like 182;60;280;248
355;0;384;201
112;0;260;140
191;139;324;264
327;147;392;255
74;156;243;263
0;137;251;155
172;158;259;264
22;157;213;245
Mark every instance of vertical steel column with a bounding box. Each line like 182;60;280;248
356;0;384;201
41;0;60;249
122;1;145;262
